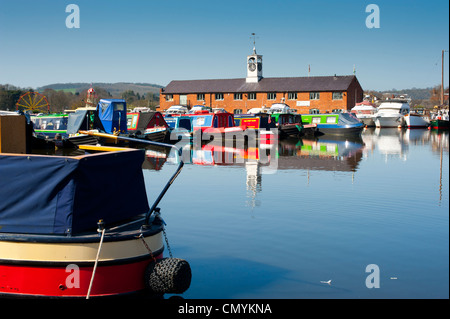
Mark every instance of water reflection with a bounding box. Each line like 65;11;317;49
140;129;449;299
362;127;448;159
141;129;448;206
142;128;448;173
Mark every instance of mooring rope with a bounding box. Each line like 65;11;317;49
86;227;106;299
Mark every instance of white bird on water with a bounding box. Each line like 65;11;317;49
320;280;332;285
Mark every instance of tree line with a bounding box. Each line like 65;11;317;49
0;84;160;113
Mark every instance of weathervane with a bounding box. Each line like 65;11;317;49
251;33;258;54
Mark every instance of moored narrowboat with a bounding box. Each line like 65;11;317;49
30;113;70;139
270;112;302;138
0;146;191;298
301;113;364;136
190;112;245;135
127;111;169;142
233;113;277;144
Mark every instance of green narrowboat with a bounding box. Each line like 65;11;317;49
30;113;70;138
300;113;364;136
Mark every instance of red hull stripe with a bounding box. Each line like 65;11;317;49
0;253;161;297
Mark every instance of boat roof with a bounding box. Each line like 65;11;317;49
351;102;376;111
0;149;149;235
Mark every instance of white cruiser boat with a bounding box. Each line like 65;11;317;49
403;112;430;128
374;100;410;128
351;101;377;127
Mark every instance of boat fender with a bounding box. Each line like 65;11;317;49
144;257;191;295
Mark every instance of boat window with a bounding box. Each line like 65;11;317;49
100;102;109;113
41;120;47;129
326;117;337;124
312;117;321;124
228;115;233;127
213;116;218;127
195;117;205;126
180;119;191;130
114;103;125;112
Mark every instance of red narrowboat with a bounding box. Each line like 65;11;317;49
0;145;190;298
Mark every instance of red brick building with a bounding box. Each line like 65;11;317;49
159;50;363;114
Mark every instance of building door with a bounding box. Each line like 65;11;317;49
180;95;187;105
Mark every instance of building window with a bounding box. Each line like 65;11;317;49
234;93;242;100
197;94;205;101
166;94;173;101
309;108;320;114
234;109;243;114
332;92;343;100
288;92;297;100
215;93;224;100
332;109;343;113
267;92;276;100
248;93;256;100
309;92;320;100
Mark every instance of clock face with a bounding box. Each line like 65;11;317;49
248;57;256;71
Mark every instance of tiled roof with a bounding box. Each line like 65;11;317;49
162;75;359;94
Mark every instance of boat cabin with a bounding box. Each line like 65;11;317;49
127;111;169;133
165;105;188;115
351;101;376;115
234;113;277;130
0;148;149;235
269;103;297;114
164;116;193;132
271;113;302;126
31;113;70;138
97;99;128;134
188;105;212;114
190;112;237;132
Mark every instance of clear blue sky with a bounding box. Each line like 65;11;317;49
0;0;448;91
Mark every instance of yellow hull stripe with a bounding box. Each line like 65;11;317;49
0;233;163;263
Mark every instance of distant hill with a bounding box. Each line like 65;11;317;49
37;82;163;97
377;87;432;100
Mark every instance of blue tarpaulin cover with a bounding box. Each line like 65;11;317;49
0;149;149;235
97;99;128;134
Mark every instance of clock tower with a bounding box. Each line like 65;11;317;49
246;35;262;83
